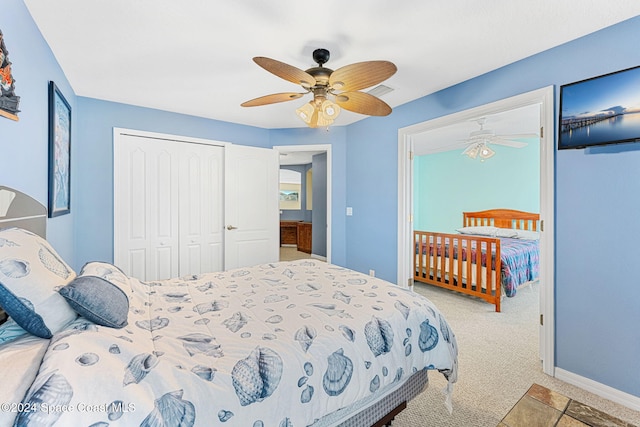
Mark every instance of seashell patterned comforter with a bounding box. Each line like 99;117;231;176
16;260;458;426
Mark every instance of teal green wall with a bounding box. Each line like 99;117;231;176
413;139;540;232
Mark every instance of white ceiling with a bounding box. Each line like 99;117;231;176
412;103;541;156
24;1;640;130
279;150;325;166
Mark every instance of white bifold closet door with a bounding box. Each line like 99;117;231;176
114;130;278;281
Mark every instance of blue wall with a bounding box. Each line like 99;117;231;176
4;0;640;400
312;152;327;257
0;0;76;262
344;17;640;397
75;101;349;269
414;141;540;232
74;97;271;269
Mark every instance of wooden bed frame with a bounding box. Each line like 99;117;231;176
413;209;539;312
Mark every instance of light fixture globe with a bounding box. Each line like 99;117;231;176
321;100;340;120
295;102;315;124
479;143;495;160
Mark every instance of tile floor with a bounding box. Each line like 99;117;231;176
499;384;636;427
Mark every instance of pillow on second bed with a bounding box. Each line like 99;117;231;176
495;228;519;238
0;227;77;339
456;226;520;238
59;262;130;329
456;226;498;237
514;230;540;240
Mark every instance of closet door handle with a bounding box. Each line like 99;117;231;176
226;225;238;230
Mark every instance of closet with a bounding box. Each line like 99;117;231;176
114;129;279;281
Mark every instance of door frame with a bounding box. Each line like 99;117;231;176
396;86;555;376
274;144;332;263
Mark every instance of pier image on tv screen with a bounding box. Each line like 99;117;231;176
559;65;640;149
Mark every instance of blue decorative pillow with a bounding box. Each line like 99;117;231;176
59;271;129;329
0;227;77;338
77;261;132;296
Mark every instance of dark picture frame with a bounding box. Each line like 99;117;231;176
48;81;71;217
558;65;640;150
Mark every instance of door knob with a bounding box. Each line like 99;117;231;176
226;225;238;230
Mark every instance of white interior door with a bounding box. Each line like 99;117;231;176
179;143;225;276
114;135;180;281
224;144;279;269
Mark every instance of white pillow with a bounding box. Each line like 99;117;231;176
515;230;540;240
495;228;519;238
0;228;77;338
456;226;497;237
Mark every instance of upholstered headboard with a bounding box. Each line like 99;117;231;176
0;186;47;238
0;186;47;323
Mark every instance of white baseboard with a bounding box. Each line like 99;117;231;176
311;254;327;262
554;368;640;411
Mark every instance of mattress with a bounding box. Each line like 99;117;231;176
11;260;458;426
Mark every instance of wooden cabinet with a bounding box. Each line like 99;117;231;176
297;222;312;253
280;221;298;245
279;221;312;253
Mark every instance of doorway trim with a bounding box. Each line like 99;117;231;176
274;144;332;263
397;86;555;375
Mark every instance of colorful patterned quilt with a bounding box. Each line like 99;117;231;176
499;238;540;296
15;260;458;426
419;237;539;297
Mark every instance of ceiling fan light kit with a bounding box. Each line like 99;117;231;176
241;48;397;128
462;141;496;161
461;117;535;160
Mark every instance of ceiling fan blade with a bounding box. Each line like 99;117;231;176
497;133;539;139
491;138;528;148
334;91;392;116
241;92;305;107
329;61;397;92
253;57;316;88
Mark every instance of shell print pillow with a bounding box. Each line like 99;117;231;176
0;227;77;338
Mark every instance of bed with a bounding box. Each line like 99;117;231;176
0;186;458;427
413;209;540;312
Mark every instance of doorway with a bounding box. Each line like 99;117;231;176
274;144;332;264
397;87;555;375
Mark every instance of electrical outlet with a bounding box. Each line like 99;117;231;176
369;269;375;277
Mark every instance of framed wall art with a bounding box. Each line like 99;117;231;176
48;81;71;217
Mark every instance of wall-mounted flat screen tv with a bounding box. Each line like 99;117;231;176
558;65;640;150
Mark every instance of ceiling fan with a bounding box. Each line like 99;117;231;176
241;48;397;128
462;117;537;160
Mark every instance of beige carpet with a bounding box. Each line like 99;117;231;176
279;246;312;261
392;282;640;426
